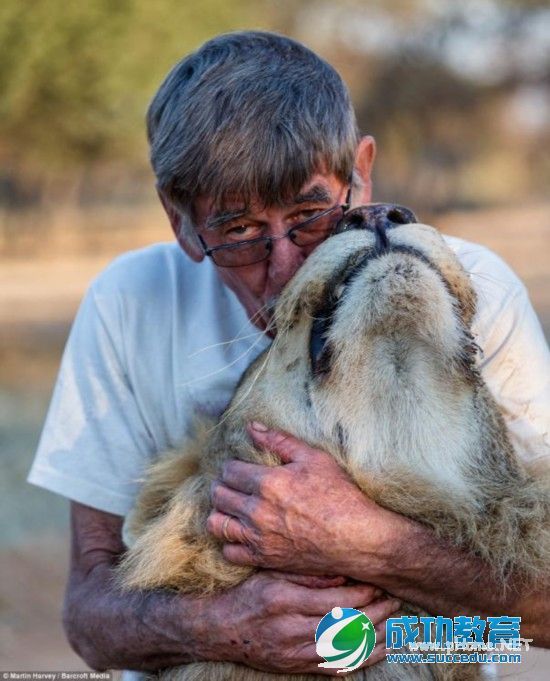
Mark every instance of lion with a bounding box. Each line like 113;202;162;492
116;204;550;681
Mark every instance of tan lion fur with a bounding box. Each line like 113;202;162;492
116;214;550;681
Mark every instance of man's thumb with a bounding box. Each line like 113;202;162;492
247;422;313;464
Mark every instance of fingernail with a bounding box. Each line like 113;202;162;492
251;421;269;432
392;599;402;610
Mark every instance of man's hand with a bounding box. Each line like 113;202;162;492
65;501;400;674
205;571;399;674
207;422;398;576
208;424;550;648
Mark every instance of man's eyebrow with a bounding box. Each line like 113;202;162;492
205;208;247;231
291;185;333;206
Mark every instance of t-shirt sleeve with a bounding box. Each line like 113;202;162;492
27;279;157;516
473;258;550;467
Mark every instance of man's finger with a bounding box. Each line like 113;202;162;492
364;643;388;667
361;597;401;625
263;571;347;588
206;511;249;544
210;480;253;518
248;422;318;464
361;620;389;668
284;583;386;615
220;459;270;494
223;541;259;566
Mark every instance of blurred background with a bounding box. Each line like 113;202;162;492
0;0;548;672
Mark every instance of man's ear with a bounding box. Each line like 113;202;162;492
352;135;377;206
157;188;204;262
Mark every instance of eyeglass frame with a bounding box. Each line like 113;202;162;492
196;185;352;268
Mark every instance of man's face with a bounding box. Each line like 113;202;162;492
192;172;350;334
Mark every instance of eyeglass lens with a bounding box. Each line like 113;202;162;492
210;206;345;267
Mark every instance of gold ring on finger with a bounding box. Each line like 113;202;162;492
221;515;233;542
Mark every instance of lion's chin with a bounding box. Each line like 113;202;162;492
320;248;466;373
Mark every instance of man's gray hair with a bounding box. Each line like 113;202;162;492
147;31;360;233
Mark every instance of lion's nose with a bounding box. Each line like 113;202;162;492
334;203;418;253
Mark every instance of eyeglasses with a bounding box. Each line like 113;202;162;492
198;188;351;268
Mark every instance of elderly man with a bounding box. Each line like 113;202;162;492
27;31;549;677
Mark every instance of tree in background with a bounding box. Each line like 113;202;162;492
0;0;548;212
0;0;264;206
290;0;550;211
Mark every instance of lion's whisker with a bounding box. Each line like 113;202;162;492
187;330;267;358
178;330;269;388
208;340;277;433
465;270;511;289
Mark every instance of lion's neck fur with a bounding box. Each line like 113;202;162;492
228;335;485;506
215;337;550;588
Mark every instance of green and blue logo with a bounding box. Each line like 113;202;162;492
316;607;376;673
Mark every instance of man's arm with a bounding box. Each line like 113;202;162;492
63;502;200;671
352;509;549;646
208;426;550;647
63;501;397;673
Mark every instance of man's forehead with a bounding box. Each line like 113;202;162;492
199;176;340;231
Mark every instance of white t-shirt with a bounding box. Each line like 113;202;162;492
28;242;271;514
27;237;550;680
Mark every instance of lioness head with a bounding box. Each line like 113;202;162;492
236;204;482;480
